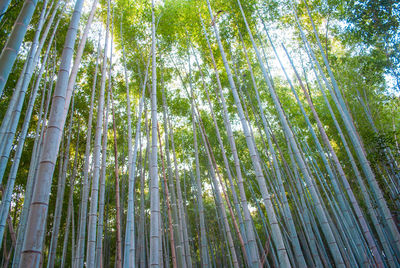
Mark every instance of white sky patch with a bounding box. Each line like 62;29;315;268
258;24;298;80
384;74;400;96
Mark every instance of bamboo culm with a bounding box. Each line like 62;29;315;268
86;0;110;266
19;0;85;265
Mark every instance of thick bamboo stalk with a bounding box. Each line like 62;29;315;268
12;45;58;268
47;96;76;268
19;0;85;264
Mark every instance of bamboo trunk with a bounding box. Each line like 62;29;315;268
149;0;161;265
111;87;122;268
19;0;85;264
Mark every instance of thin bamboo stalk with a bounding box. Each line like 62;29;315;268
149;0;161;265
86;0;110;265
74;31;102;268
157;124;178;268
110;87;122;268
0;0;39;95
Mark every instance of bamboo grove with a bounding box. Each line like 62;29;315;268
0;0;399;267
